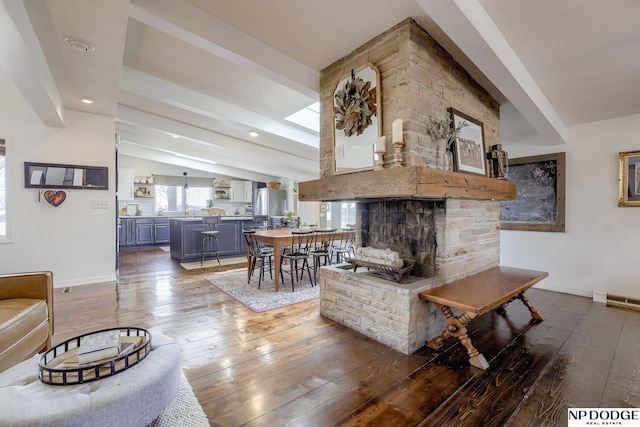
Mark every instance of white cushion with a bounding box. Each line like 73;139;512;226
0;332;181;427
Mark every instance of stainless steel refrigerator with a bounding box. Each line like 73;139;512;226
254;188;287;217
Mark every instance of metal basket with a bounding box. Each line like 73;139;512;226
38;327;151;386
345;258;415;282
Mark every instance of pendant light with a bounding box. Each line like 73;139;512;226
183;172;189;189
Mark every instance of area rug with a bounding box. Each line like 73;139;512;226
180;256;247;270
204;270;318;312
149;372;210;427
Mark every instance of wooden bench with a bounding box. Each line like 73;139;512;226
418;266;548;370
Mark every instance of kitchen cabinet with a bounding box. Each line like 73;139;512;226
170;217;219;261
213;221;240;255
117;168;134;200
135;218;154;245
180;221;211;259
230;180;252;202
119;217;171;247
119;218;136;246
154;218;170;244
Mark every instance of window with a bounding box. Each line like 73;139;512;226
185;187;212;211
328;201;358;229
153;174;214;214
0;139;5;238
341;202;357;228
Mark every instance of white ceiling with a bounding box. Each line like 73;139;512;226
3;0;640;182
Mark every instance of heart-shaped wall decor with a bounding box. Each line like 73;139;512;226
44;190;67;207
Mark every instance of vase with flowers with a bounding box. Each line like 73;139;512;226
426;113;469;171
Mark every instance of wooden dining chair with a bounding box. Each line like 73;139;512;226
243;229;274;289
280;230;314;291
331;229;356;264
310;229;337;285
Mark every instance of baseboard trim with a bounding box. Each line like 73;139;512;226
53;274;117;288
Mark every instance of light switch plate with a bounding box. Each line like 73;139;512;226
91;200;108;209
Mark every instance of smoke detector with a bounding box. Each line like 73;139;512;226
64;37;95;53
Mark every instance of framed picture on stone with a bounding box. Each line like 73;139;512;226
448;108;487;176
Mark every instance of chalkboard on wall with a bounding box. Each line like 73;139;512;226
500;152;566;232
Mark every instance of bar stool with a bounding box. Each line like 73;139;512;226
201;230;221;267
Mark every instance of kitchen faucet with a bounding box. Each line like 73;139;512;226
184;204;189;215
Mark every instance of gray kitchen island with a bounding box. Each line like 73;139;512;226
169;216;263;262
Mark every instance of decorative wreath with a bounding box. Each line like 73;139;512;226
334;75;377;137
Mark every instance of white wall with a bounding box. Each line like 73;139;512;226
501;113;640;299
0;69;116;287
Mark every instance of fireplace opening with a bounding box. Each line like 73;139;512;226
356;199;439;278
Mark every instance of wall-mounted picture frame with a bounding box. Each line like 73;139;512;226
449;108;487;176
618;150;640;207
500;152;566;232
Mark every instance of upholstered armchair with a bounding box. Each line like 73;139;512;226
0;271;54;373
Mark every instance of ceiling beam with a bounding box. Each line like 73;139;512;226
0;0;64;127
117;88;318;161
117;141;276;183
128;0;319;99
416;0;567;145
116;107;319;181
119;66;319;148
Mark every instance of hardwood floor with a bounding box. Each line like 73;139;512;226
51;248;640;426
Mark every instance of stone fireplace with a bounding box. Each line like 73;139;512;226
298;19;515;354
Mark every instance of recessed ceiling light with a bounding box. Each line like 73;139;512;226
64;37;95;53
249;130;260;137
81;97;94;104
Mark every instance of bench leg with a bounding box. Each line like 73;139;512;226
427;305;489;370
518;292;544;321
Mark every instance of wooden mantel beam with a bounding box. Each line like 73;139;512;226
298;166;516;202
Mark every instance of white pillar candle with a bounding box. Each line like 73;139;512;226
392;119;403;143
376;136;386;152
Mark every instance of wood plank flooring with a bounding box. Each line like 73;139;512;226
50;247;640;426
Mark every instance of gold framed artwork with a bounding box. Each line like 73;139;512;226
618;150;640;207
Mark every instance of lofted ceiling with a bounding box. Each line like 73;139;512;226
3;0;640;182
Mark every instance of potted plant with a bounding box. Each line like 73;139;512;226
281;210;297;227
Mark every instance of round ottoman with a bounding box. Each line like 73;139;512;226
0;332;181;427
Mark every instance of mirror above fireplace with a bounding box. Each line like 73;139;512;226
333;63;382;175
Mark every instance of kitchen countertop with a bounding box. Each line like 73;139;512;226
119;215;254;221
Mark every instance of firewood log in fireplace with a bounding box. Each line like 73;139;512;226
355;247;403;268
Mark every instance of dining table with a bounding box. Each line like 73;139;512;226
248;228;354;291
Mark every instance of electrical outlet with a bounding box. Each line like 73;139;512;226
91;200;108;209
